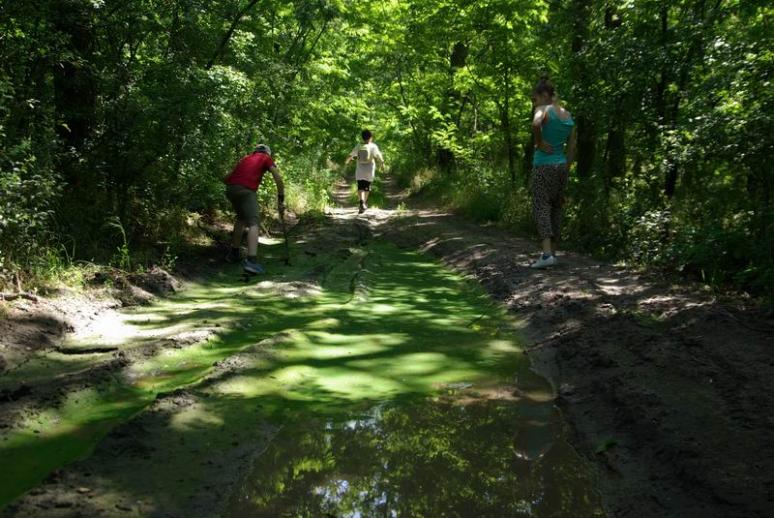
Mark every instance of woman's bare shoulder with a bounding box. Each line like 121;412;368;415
555;105;572;120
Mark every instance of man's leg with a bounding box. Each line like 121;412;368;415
224;219;245;263
242;195;263;274
242;222;264;274
357;180;366;213
358;180;371;210
231;220;245;248
228;185;263;274
225;183;245;263
246;224;259;259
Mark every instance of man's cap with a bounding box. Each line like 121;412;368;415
254;144;272;156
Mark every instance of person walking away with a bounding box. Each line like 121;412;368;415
223;143;285;274
345;129;384;214
530;77;577;268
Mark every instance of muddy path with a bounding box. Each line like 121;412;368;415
379;210;774;517
1;176;772;517
0;180;603;516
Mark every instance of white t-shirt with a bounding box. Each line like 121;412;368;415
349;142;384;182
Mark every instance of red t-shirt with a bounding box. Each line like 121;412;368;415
225;152;276;191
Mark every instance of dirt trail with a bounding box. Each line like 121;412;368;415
298;177;774;516
371;207;774;516
2;175;772;517
1;177;604;516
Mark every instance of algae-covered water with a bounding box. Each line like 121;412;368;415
0;238;602;516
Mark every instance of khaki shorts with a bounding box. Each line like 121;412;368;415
225;184;259;226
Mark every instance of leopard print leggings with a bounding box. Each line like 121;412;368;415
531;164;569;239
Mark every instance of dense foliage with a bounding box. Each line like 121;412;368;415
0;0;771;296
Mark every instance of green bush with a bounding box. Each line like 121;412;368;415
0;140;62;286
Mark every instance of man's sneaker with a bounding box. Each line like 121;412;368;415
224;248;240;263
243;259;265;275
358;203;365;214
530;254;556;269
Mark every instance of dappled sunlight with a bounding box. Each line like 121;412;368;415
484;338;525;356
211;376;280;398
285;340;391;361
521;388;555;404
1;239;599;513
311;370;406;400
0;384;150;504
169;405;224;432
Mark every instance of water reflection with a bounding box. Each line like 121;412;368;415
228;388;603;517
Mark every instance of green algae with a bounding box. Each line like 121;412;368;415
1;240;601;514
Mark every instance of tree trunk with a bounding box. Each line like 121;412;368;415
437;41;468;171
501;83;516;184
570;0;595;180
662;0;711;198
604;8;625;193
52;0;97;186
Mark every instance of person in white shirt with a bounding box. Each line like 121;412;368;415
345;129;385;213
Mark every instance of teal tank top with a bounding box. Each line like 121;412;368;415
533;106;575;166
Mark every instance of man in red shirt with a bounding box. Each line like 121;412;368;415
223;144;285;274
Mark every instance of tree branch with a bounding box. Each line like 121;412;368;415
205;0;261;70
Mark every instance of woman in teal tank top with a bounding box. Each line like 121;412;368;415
529;77;577;269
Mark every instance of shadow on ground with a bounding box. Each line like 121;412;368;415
1;214;603;517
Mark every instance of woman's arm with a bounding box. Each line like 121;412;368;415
532;105;553;154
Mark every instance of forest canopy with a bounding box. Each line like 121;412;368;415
0;0;771;296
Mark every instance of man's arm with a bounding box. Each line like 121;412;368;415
344;147;358;166
269;165;286;214
532;105;552;154
566;126;578;165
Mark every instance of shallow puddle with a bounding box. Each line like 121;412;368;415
228;390;602;517
220;242;601;515
2;239;603;515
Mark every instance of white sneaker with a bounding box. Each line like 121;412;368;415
530;254;556;269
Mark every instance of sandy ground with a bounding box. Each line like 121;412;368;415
2;178;773;517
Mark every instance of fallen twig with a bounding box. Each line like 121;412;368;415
55;345;119;355
0;292;39;303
